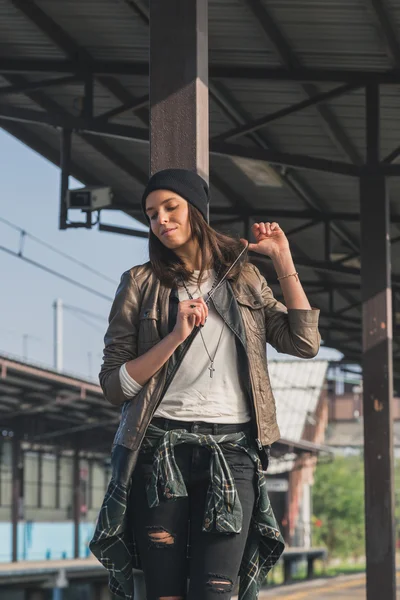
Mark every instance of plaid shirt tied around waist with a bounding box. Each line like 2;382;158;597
90;423;285;600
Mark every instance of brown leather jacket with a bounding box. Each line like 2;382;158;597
100;261;321;465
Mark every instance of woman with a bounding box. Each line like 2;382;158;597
90;168;321;600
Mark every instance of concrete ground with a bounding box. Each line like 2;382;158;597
250;572;400;599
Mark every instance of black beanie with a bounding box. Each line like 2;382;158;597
141;168;209;222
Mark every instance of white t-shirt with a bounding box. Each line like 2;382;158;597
119;269;251;423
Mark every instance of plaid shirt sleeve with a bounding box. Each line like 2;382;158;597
90;425;285;600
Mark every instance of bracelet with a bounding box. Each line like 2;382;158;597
277;271;299;282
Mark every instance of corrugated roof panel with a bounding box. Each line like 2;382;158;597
380;86;400;160
0;0;65;59
102;136;149;175
217;80;349;161
0;77;146;130
297;171;360;212
71;135;146;199
209;0;279;66
269;359;328;439
1;0;399;372
210;153;306;211
262;0;390;70
223;80;306;121
9;77;150;130
36;0;149;61
378;0;400;57
262;112;343;161
267;359;328;474
318;87;366;163
210;95;236;138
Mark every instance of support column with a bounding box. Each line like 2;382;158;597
59;129;71;230
90;582;110;600
72;447;80;559
149;0;209;184
55;450;61;509
11;436;23;562
37;451;42;509
26;591;46;600
361;83;395;600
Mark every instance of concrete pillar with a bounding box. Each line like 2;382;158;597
361;83;395;599
149;0;209;183
72;447;80;559
11;436;23;562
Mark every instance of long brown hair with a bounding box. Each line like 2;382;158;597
148;204;248;288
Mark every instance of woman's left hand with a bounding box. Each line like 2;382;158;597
241;222;290;258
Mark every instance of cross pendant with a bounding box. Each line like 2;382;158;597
209;363;215;378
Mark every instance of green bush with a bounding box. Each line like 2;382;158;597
312;455;365;559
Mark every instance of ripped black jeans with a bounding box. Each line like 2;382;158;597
130;416;258;600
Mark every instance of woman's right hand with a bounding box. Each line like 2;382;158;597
172;297;208;343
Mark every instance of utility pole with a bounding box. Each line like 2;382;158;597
53;299;63;372
87;351;93;379
22;334;28;361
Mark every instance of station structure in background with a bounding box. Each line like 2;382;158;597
0;1;400;599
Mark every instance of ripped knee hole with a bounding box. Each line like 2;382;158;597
207;573;234;593
146;526;175;546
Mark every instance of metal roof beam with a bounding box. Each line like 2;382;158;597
114;204;400;224
252;254;400;282
0;120;109;190
98;223;149;238
285;220;318;237
210;80;361;262
383;144;400;164
1;75;149;190
10;0;89;61
120;0;260;216
209;79;359;320
81;136;148;187
0;104;149;143
0;75;79;97
366;2;400;169
2;59;400;84
214;83;362;142
212;141;360;176
242;0;363;165
381;164;400;175
319;324;360;335
123;0;149;25
367;0;400;66
0;105;361;176
321;313;361;326
10;0;150;127
210;81;336;209
95;95;149;122
294;280;361;291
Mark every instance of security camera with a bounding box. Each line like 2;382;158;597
66;187;113;211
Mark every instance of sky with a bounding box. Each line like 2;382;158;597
0;129;341;383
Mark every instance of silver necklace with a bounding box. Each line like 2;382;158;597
181;268;225;378
179;243;249;378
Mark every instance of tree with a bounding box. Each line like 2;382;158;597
312;454;365;559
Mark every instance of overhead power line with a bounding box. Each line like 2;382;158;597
0;216;118;285
0;244;113;302
63;304;106;322
65;310;105;335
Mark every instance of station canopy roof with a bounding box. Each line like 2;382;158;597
1;0;400;380
0;353;331;458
